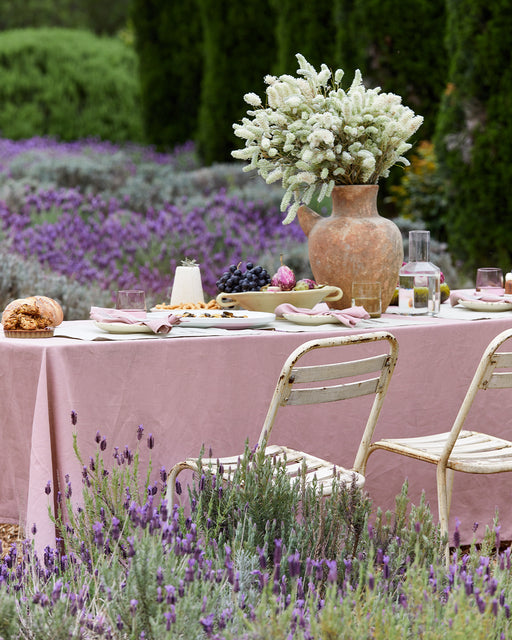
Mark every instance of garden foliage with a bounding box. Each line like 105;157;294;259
0;136;463;318
337;0;447;142
435;1;512;274
131;0;203;150
195;0;277;165
0;0;131;35
0;138;304;314
0;28;143;143
269;0;337;76
0;419;511;638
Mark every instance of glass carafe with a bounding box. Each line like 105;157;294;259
399;230;441;315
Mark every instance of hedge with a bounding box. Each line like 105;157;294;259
0;28;143;143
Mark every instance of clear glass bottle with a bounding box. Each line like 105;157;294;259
399;230;441;315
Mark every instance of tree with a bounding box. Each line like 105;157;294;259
196;0;277;165
132;0;202;149
339;0;447;142
435;1;512;272
270;0;337;75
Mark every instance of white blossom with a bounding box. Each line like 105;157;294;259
244;92;262;107
231;53;423;224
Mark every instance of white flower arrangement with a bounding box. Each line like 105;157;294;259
232;54;424;224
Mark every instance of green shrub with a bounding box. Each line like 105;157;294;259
435;2;512;275
0;0;130;35
389;141;449;239
0;28;143;143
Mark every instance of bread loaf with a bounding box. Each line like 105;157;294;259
2;296;64;330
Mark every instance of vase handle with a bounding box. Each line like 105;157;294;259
320;286;343;302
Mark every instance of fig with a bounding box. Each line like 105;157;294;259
271;255;296;291
294;278;317;290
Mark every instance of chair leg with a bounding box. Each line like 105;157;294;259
436;464;450;562
355;444;374;476
446;468;455;519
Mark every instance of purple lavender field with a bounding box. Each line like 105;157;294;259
0;137;306;308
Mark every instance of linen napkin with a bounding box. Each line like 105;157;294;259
274;302;370;327
90;307;181;335
449;290;512;306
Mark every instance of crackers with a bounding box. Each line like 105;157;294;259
154;300;221;311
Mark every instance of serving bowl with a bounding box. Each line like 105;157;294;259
216;285;343;313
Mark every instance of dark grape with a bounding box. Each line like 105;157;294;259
216;261;271;293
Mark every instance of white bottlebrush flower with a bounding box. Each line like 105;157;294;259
307;128;335;148
231;53;423;224
244;92;262;107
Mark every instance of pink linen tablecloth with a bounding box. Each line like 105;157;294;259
2;312;512;549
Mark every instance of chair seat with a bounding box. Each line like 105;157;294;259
372;429;512;473
184;444;365;496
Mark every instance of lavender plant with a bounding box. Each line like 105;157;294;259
0;137;305;306
0;185;303;305
1;414;512;639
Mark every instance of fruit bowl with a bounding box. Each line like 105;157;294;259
216;286;343;313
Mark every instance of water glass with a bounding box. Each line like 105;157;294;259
475;268;504;293
115;290;146;311
351;282;382;318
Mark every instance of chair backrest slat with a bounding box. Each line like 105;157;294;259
286;378;380;405
493;352;512;368
486;372;512;389
291;354;389;384
257;332;399;462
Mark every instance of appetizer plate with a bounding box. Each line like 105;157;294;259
282;313;338;326
94;321;152;334
458;299;512;312
149;309;276;329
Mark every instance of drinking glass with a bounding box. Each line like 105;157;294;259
351;282;381;318
115;290;146;311
475;268;504;293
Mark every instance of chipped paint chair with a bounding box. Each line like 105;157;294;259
360;327;512;543
167;331;398;503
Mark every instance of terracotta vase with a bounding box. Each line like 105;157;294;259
297;185;403;311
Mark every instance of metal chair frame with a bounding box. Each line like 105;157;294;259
360;327;512;541
168;331;398;503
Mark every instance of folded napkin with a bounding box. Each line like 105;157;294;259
90;307;181;335
449;290;512;306
274;302;370;327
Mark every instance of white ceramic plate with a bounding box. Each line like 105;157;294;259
150;309;276;329
282;313;338;326
94;321;152;334
458;299;512;312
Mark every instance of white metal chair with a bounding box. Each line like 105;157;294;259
167;331;398;503
360;327;512;541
